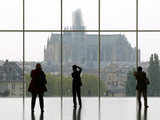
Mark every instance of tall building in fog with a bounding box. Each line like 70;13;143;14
44;9;140;68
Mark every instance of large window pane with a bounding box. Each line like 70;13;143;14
26;0;60;30
62;32;98;120
101;0;136;30
100;32;136;97
0;32;23;120
139;32;160;96
63;0;98;30
0;0;22;30
100;32;136;120
25;32;61;120
139;0;160;29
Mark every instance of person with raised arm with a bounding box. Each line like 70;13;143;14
72;65;82;108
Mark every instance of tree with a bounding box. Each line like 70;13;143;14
81;74;106;96
147;53;160;96
125;68;136;96
45;73;61;96
25;73;106;97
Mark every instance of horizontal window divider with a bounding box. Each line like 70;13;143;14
1;29;160;32
0;30;23;32
138;30;160;32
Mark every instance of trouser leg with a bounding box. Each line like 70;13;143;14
39;93;44;112
137;90;142;109
31;93;37;111
143;89;148;107
72;86;77;106
77;87;82;106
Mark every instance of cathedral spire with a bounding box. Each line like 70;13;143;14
72;9;85;30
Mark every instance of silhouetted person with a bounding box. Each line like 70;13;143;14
28;63;47;113
134;66;149;109
72;107;82;120
72;65;82;108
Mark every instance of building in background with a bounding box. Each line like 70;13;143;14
0;60;23;97
44;9;140;96
44;9;139;68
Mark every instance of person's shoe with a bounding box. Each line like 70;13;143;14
79;104;82;108
31;109;34;113
41;109;44;113
73;105;77;109
145;105;149;109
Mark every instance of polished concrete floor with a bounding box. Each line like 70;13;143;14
0;97;158;120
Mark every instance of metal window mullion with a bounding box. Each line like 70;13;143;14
60;0;63;119
98;0;101;119
22;0;25;119
136;0;139;67
136;0;139;114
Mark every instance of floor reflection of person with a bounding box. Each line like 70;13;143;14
39;112;44;120
73;107;82;120
28;63;47;113
72;65;82;108
31;112;44;120
77;107;82;120
31;112;35;120
134;66;149;109
137;107;141;120
73;108;76;120
143;109;147;120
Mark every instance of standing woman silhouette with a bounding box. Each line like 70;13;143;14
134;66;149;109
72;65;82;108
28;63;47;113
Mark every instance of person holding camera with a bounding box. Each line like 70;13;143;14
72;65;82;108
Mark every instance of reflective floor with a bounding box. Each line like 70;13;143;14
0;97;159;120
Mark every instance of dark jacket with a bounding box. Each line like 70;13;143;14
28;69;47;93
72;70;82;87
134;71;149;90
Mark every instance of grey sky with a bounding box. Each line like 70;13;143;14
0;0;160;62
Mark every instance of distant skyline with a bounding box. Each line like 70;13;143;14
0;0;160;62
0;32;159;63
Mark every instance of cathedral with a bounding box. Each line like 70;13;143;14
44;9;139;69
